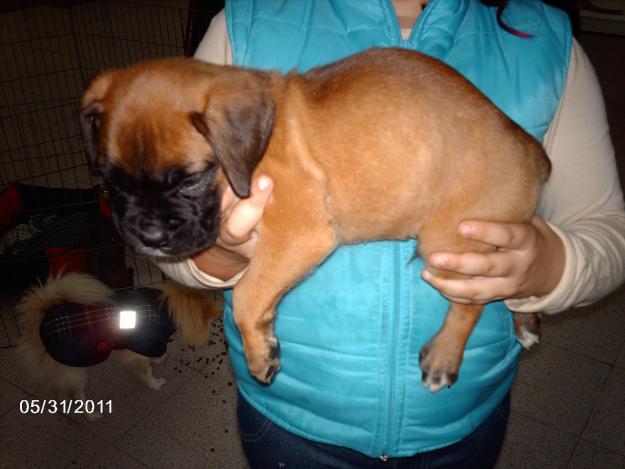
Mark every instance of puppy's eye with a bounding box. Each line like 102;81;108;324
165;168;186;187
106;164;134;192
179;174;202;191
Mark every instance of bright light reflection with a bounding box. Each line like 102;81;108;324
119;310;137;329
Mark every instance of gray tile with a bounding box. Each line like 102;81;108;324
495;411;577;469
511;342;610;437
568;441;625;469
0;346;45;397
582;368;625;456
117;357;248;468
64;349;200;443
0;376;29;416
0;302;21;348
0;404;146;468
617;342;625;370
541;284;625;365
1;330;206;440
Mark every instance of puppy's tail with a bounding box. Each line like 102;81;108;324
158;282;223;346
15;272;114;394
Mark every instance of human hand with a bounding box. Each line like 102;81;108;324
191;176;273;280
421;217;565;304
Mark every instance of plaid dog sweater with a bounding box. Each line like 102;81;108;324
39;287;175;367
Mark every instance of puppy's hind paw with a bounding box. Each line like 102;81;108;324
419;340;460;393
516;328;540;350
513;313;541;350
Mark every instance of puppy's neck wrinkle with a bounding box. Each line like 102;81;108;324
270;76;326;179
265;75;336;225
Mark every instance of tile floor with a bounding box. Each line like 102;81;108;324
1;2;624;468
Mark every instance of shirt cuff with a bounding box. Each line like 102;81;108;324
188;257;246;288
152;256;245;289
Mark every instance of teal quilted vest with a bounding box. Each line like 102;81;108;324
222;0;571;457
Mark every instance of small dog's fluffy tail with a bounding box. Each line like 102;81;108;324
158;281;223;346
15;272;115;395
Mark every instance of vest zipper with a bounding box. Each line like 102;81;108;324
381;243;402;458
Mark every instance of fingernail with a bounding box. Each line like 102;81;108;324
460;223;473;236
421;268;432;281
430;254;445;268
257;176;270;191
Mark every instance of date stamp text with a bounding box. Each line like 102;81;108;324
20;399;112;415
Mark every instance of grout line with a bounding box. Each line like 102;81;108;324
62;406;153;469
0;375;27;419
540;338;617;376
615;339;625;370
0;368;42;400
575;364;625;458
103;357;202;442
567;436;582;467
511;409;577;437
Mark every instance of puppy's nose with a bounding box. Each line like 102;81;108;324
139;222;167;247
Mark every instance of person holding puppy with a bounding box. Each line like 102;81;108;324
156;0;625;467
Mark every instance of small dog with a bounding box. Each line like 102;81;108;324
17;272;221;420
80;47;547;392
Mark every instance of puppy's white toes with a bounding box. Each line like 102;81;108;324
148;377;167;390
517;329;540;350
424;379;446;393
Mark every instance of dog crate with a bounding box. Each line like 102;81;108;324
0;0;223;347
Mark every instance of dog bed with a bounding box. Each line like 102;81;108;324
0;183;131;294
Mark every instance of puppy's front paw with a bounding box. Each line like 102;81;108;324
419;338;461;393
247;334;281;385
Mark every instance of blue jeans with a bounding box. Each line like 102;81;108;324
236;391;510;469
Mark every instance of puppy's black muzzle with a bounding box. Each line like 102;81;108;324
103;165;222;258
138;221;169;249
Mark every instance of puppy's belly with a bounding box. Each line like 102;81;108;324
337;217;421;245
324;185;431;244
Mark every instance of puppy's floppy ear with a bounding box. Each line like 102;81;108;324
80;101;103;176
191;85;275;198
80;71;115;176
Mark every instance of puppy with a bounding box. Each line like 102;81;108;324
80;47;547;392
16;272;221;420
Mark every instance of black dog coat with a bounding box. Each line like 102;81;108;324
39;288;175;367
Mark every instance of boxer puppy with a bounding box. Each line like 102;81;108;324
80;48;548;392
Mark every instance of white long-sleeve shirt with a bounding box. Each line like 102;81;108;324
156;12;625;315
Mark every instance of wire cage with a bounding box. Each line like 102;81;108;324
0;0;222;347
